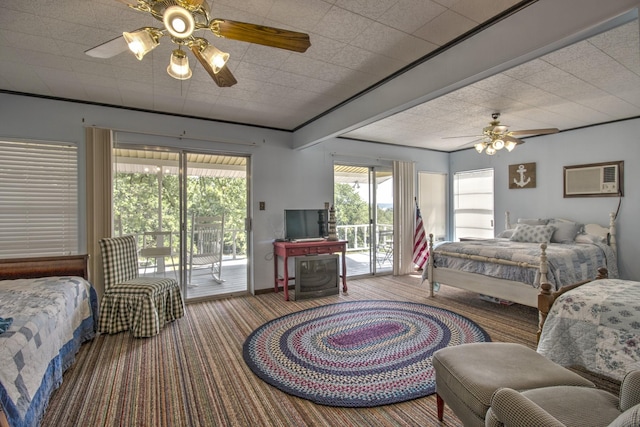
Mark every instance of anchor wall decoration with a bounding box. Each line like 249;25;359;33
509;162;536;189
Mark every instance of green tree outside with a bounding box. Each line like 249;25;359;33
114;172;247;257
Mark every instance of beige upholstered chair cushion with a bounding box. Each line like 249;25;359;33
434;342;594;427
486;370;640;427
609;403;640;427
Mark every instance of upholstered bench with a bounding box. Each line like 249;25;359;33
432;342;595;427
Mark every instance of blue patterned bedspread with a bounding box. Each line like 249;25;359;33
0;276;97;427
430;239;617;291
537;278;640;381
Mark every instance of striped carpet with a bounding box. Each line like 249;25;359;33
40;273;616;426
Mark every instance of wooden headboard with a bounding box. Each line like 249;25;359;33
0;255;89;280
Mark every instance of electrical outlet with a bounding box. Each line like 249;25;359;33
259;201;265;210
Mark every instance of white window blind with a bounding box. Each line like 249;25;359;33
0;140;78;258
453;168;494;240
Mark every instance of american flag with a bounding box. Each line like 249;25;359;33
413;204;429;269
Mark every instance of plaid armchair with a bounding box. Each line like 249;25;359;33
486;370;640;426
98;235;184;338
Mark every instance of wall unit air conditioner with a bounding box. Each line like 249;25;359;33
564;161;624;198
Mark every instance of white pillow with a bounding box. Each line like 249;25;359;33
548;220;582;243
496;229;514;239
509;224;556;243
575;233;607;244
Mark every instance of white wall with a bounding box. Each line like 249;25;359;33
449;118;640;281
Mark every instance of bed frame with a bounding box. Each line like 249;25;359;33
0;254;89;427
426;212;616;308
0;254;88;280
537;266;609;342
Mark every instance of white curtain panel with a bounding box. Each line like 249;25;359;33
85;127;113;297
392;160;415;275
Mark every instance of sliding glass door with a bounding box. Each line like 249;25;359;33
184;152;248;300
113;146;249;301
333;164;393;276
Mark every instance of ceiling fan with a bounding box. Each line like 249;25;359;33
85;0;311;87
447;113;559;155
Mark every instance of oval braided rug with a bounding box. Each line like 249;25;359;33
243;300;490;407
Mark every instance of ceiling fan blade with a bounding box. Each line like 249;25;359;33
504;135;525;145
85;36;128;58
210;19;311;53
510;128;559;136
115;0;138;6
190;45;238;87
455;138;484;149
442;135;483;139
209;65;238;87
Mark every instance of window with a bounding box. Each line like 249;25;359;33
453;169;494;240
0;140;78;257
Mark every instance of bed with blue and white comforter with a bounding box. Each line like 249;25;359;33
537;278;640;381
428;239;618;291
0;276;97;427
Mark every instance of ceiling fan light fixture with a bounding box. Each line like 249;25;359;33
200;42;229;74
474;142;487;153
505;140;517;151
123;28;161;60
167;49;192;80
485;145;497;155
163;6;196;39
492;138;505;150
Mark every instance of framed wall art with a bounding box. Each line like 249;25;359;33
509;162;536;189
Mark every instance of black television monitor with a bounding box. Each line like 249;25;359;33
294;254;339;300
284;209;328;240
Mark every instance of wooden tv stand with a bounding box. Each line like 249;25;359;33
273;239;348;301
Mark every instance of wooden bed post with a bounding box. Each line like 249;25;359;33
537;267;609;342
537;282;553;342
609;212;617;255
428;233;434;297
538;243;548;285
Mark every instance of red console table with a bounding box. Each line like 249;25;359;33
273;240;348;301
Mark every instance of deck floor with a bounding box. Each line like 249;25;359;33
140;251;393;301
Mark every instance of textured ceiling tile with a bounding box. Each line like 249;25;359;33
543;41;601;66
383;0;447;34
503;58;555;80
268;0;333;29
579;95;639;117
213;0;278;19
312;6;374;43
451;0;522;23
335;0;397;19
0;61;49;93
266;70;311;88
413;9;477;46
301;33;348;62
351;21;437;63
329;44;377;71
242;43;294;69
